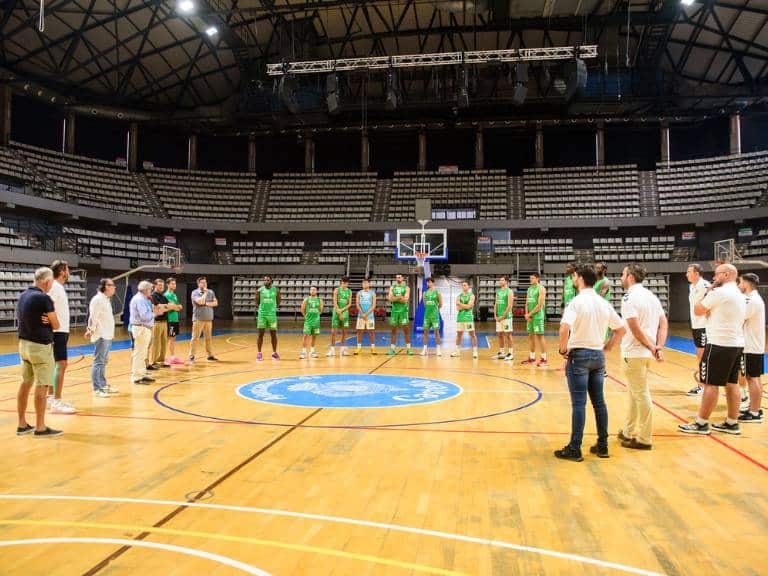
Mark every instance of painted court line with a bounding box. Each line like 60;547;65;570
0;519;467;576
0;537;271;575
0;494;666;576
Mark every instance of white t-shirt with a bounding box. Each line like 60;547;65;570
87;292;115;342
47;280;70;334
620;283;665;358
689;277;710;330
701;282;746;347
743;290;765;355
561;288;624;350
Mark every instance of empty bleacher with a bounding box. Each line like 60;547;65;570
318;240;396;264
62;226;161;261
656;151;768;215
489;238;575;263
0;147;26;184
232;240;305;264
523;165;641;219
389;170;508;221
14;143;151;215
265;173;377;222
592;235;675;262
146;167;256;221
0;218;29;248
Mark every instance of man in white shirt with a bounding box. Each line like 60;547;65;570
679;263;746;435
47;260;76;414
686;263;711;396
737;273;765;424
85;278;117;397
618;264;668;450
557;264;626;462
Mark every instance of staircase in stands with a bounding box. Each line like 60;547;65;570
372;179;392;221
133;173;167;218
11;149;65;200
250;180;270;222
508;176;524;219
638;171;660;217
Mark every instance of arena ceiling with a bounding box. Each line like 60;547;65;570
0;0;766;116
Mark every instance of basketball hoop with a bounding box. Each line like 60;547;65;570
415;252;428;269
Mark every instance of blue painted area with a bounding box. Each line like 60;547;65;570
665;335;768;372
237;374;462;409
342;332;493;348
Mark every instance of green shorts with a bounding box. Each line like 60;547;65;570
303;322;320;336
390;307;409;327
526;317;545;335
423;314;440;331
331;312;349;329
19;340;54;387
257;315;278;330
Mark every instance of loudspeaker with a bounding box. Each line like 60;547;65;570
326;73;341;115
563;59;587;100
278;75;299;114
385;69;399;110
512;63;528;105
326;93;340;115
415;199;432;222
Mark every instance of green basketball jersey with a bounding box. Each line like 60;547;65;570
423;289;439;316
495;287;512;319
258;285;278;317
304;296;321;324
594;278;611;301
335;286;351;309
391;283;408;312
457;291;474;322
563;275;576;307
527;284;544;319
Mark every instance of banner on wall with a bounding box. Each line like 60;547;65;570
477;236;493;252
163;235;176;245
738;227;753;238
215;237;227;247
681;231;696;242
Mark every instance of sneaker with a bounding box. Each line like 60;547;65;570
504;353;514;361
554;446;583;462
617;429;632;442
140;376;155;383
387;349;396;356
146;364;160;371
737;411;764;423
106;385;120;394
272;352;280;360
678;421;711;435
162;363;172;368
536;358;549;367
436;350;442;357
134;379;149;385
521;358;537;365
188;356;195;365
711;421;741;435
621;438;652;450
256;352;263;361
450;350;460;358
420;348;428;356
371;349;378;355
34;427;63;438
406;349;414;356
207;356;219;361
354;348;360;356
340;350;350;357
170;357;184;365
94;389;111;398
310;351;318;358
589;444;609;458
299;352;306;359
686;385;703;397
50;399;76;414
326;349;336;357
472;350;478;359
16;424;34;436
494;351;505;359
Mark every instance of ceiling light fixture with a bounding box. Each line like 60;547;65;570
205;26;218;37
178;0;194;13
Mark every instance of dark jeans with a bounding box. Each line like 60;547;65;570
566;348;608;451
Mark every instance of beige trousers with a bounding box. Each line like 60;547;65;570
622;357;653;445
131;326;152;382
189;320;213;358
151;321;168;365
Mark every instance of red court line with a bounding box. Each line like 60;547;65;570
607;374;768;473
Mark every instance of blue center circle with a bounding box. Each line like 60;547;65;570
237;374;463;409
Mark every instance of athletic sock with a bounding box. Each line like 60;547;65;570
695;417;709;426
529;352;535;360
390;344;396;350
725;417;738;425
541;353;548;360
302;347;307;354
357;343;362;350
498;348;505;355
310;347;315;353
406;343;411;349
370;344;375;349
473;346;478;353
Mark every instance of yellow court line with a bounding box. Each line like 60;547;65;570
0;519;468;576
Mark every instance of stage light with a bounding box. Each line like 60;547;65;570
681;0;695;5
205;26;218;37
178;0;194;13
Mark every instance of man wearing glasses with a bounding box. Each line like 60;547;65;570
85;279;117;397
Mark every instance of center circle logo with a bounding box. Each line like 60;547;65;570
237;374;463;409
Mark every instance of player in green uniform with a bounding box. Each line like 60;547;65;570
255;275;280;361
163;277;184;365
522;272;547;367
594;262;612;344
328;276;352;357
300;286;323;359
355;277;377;355
451;280;478;358
494;275;514;360
420;277;443;356
563;262;577;309
388;274;412;355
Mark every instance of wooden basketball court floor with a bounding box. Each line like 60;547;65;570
0;320;766;576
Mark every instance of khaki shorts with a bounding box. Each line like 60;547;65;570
495;318;513;333
457;322;475;332
19;340;54;387
356;317;375;331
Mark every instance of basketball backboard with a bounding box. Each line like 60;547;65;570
396;228;447;261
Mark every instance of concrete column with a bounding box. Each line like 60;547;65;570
128;122;138;172
660;122;670;166
64;111;76;154
418;130;427;172
304;135;315;173
535;126;544;168
596;122;605;167
0;84;11;147
188;133;198;171
729;112;741;156
247;136;257;173
475;127;484;170
361;130;370;173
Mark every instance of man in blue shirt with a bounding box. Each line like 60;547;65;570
16;267;62;437
130;280;158;384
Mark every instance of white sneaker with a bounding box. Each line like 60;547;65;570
106;385;120;394
420;348;428;356
504;353;514;361
310;351;318;358
299;352;306;359
494;351;506;359
326;349;335;357
94;389;110;398
341;349;350;357
437;349;443;357
472;350;478;359
450;350;460;358
50;399;76;414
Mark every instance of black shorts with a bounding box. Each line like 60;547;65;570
741;353;764;379
699;344;742;386
168;322;180;338
691;328;707;349
53;332;69;362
